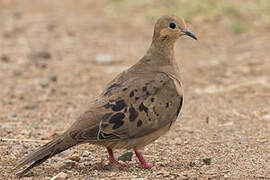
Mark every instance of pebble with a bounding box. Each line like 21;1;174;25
50;172;68;180
82;157;92;162
1;55;10;62
83;161;91;166
5;112;17;119
84;176;95;180
118;151;133;162
202;157;211;165
66;153;80;162
61;160;76;170
14;70;23;76
82;151;90;157
262;114;270;120
40;79;50;88
94;54;113;65
24;103;38;110
11;145;24;151
49;74;58;82
30;50;51;60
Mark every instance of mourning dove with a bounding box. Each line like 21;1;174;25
13;14;197;176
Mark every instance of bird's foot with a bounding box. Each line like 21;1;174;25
155;165;163;169
107;147;127;167
137;163;152;169
135;150;158;169
109;159;127;167
137;163;163;169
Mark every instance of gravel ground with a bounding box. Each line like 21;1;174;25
0;0;270;179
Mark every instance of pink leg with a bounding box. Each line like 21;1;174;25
106;147;127;167
135;150;152;169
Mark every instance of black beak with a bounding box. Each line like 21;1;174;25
182;30;197;40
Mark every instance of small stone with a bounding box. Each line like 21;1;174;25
156;169;170;176
24;103;38;110
66;153;80;162
262;114;270;120
118;151;133;162
30;51;51;60
50;172;68;180
5;113;17;119
83;161;91;166
40;79;50;88
14;70;23;76
202;157;211;165
84;176;95;180
82;157;91;162
189;161;196;167
61;160;76;170
11;145;24;151
82;151;90;157
49;74;58;82
94;54;113;65
1;55;10;62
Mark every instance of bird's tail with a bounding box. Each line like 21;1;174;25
12;134;77;177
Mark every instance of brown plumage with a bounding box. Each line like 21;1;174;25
13;14;197;177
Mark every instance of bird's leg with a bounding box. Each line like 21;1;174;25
106;147;127;167
135;150;152;169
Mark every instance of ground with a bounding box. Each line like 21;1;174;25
0;0;270;179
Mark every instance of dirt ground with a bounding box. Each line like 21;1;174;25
0;0;270;179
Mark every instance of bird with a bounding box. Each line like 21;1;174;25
13;14;197;177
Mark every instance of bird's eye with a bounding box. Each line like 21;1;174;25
168;21;177;30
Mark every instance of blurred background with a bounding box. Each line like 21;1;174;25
1;0;270;179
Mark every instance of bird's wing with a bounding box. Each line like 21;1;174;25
96;71;183;140
66;71;183;142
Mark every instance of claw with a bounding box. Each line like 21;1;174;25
137;163;152;169
107;147;127;167
135;150;153;169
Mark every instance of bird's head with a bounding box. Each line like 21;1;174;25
153;15;197;42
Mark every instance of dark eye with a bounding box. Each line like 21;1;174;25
168;22;177;29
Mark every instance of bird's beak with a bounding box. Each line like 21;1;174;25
182;30;197;40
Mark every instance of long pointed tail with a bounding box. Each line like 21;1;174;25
13;134;77;177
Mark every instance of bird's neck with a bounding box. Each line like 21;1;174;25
137;37;181;79
145;38;176;65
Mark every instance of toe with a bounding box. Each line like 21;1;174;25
137;163;152;169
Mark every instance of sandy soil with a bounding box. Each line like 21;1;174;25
0;0;270;179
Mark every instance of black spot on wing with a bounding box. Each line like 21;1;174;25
112;100;127;111
108;83;121;89
139;102;148;113
129;91;134;97
102;113;112;120
112;121;124;130
129;105;138;122
142;86;147;92
151;98;155;102
104;83;121;96
104;99;127;112
153;106;159;117
101;123;109;128
109;112;125;129
137;120;143;127
129;89;138;98
104;103;112;109
122;87;128;91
